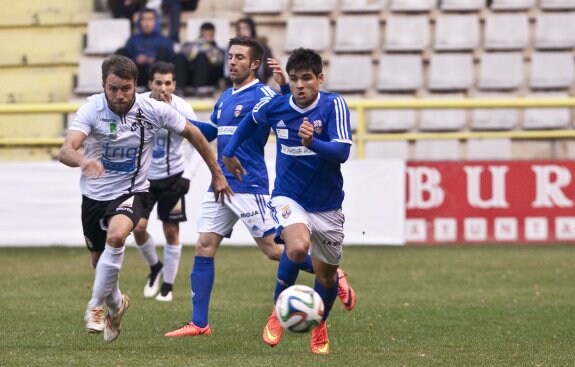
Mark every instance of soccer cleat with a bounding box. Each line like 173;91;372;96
337;268;356;311
262;308;283;347
310;320;329;355
155;290;173;302
164;322;212;337
144;263;163;298
155;283;173;302
103;294;130;343
84;306;105;334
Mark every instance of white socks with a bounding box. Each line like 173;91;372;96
88;244;125;311
136;235;159;266
162;243;182;285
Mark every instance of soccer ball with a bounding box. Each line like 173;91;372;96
275;285;324;333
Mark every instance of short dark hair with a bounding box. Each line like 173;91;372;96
102;54;138;83
228;36;264;65
286;48;323;76
200;22;215;32
148;61;175;81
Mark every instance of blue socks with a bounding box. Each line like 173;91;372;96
297;254;314;273
191;256;214;328
274;250;301;303
314;276;339;321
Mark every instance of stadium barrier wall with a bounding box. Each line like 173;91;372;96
0;159;405;246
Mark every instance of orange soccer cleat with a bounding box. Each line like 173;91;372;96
310;320;330;355
262;308;283;347
337;268;356;311
164;322;212;337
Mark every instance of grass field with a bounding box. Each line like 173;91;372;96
1;245;575;366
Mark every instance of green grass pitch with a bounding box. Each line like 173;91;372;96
1;245;574;366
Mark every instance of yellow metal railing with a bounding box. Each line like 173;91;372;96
2;98;575;158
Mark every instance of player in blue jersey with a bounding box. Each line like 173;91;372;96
222;48;353;355
164;38;355;339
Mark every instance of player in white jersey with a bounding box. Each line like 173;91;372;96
223;48;352;354
58;55;231;343
165;38;355;341
133;62;198;302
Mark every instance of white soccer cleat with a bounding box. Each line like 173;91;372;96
155;291;173;302
144;271;162;298
84;306;105;334
104;295;130;343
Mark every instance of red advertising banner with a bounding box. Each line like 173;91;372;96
406;161;575;244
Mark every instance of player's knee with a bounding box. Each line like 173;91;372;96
286;241;309;263
195;240;217;257
106;231;127;247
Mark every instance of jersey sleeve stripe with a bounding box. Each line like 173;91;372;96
334;96;350;140
261;86;276;98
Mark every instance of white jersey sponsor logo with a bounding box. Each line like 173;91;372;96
280;144;316;156
218;126;237;135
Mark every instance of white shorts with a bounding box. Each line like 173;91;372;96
269;196;345;265
197;192;275;238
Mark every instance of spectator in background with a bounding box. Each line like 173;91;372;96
108;0;147;28
234;17;274;84
174;21;225;96
117;8;175;88
161;0;200;43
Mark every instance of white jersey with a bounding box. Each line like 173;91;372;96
140;92;198;180
69;93;186;201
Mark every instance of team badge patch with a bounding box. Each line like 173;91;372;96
313;120;323;134
234;104;243;118
281;205;291;219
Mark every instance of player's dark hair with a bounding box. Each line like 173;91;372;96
228;36;264;66
148;61;175;81
102;54;138;83
286;48;322;76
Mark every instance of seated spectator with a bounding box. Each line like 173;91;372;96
174;21;225;96
107;0;147;28
234;17;274;84
161;0;200;43
117;8;175;88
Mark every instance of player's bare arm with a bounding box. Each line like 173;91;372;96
222;156;246;181
298;117;315;147
180;122;233;204
58;130;104;177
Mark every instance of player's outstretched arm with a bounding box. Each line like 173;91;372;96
180;122;233;204
58;130;104;177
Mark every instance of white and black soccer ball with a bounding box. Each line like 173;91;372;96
275;285;324;333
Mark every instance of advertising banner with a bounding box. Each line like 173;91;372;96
406;161;575;244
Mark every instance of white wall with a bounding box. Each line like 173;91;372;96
0;159;405;246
